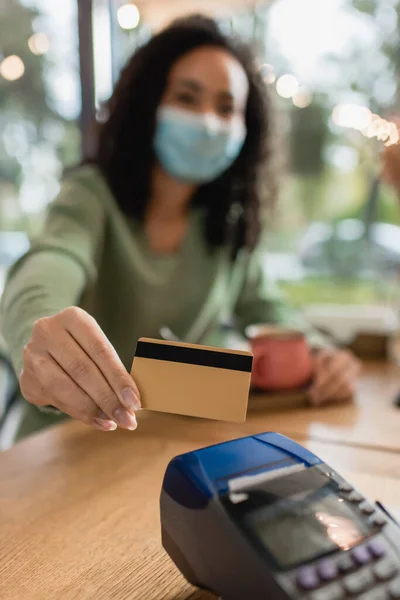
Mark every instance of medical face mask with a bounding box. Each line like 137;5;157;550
154;106;247;184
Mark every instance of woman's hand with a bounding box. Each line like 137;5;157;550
308;348;361;406
20;307;141;431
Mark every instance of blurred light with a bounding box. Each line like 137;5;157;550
364;117;390;141
376;5;397;34
276;74;299;98
96;105;109;123
386;122;400;147
293;86;312;108
28;33;50;55
373;77;396;106
50;71;80;120
361;114;379;139
325;144;359;173
41;120;66;144
361;114;399;146
337;219;364;242
333;102;400;147
260;63;276;85
117;3;140;30
0;55;25;81
2;122;30;159
332;104;372;131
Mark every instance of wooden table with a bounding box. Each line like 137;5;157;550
250;361;400;453
1;362;400;599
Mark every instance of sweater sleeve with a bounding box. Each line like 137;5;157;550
0;175;106;377
233;246;331;349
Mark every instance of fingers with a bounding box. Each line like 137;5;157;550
23;307;141;432
310;363;358;405
312;349;350;390
59;307;141;411
20;350;118;432
309;350;361;406
45;326;137;431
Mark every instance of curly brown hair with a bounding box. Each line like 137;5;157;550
92;14;277;256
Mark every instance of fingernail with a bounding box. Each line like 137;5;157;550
94;418;118;432
114;407;137;430
121;387;141;411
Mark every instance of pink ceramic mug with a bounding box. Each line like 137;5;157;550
246;325;314;391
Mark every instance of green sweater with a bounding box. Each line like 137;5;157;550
0;165;323;439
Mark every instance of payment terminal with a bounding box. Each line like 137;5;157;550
160;433;400;599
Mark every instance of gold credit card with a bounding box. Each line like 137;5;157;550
130;338;253;422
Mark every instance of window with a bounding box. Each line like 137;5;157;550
0;0;80;242
259;0;400;311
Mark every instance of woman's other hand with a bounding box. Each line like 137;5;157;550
308;348;361;406
20;307;141;431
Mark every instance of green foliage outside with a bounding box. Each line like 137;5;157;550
0;0;79;231
281;277;398;307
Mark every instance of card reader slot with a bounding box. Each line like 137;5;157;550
228;463;306;493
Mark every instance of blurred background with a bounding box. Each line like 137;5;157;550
1;0;400;337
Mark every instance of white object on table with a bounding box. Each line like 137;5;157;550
303;304;398;345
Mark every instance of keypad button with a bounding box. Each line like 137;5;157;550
389;576;400;598
358;588;389;600
368;540;386;560
344;568;375;595
339;481;353;493
318;559;339;582
349;490;364;503
352;546;372;566
373;559;398;582
337;553;355;574
297;566;319;590
360;501;377;515
311;582;345;600
371;513;388;528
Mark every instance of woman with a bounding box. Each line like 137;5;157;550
0;16;360;439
